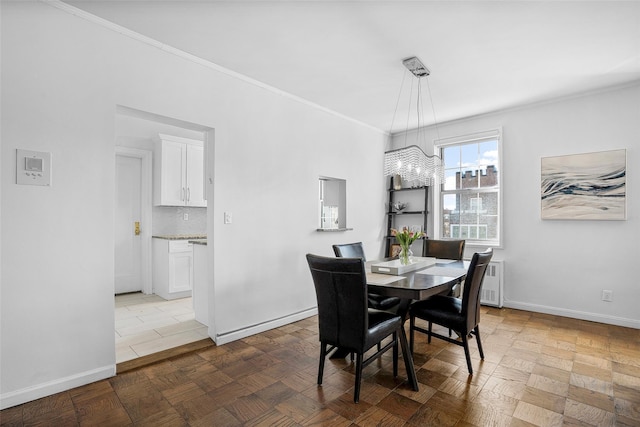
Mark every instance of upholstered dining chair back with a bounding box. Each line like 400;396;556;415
425;239;466;299
332;242;366;261
424;239;465;260
306;254;369;348
460;249;493;331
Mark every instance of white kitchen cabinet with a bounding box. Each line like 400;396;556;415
153;239;193;300
154;134;207;207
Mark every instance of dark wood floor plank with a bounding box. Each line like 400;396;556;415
0;405;22;426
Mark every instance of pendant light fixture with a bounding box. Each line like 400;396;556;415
383;56;444;187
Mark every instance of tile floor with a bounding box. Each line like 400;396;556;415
115;292;208;363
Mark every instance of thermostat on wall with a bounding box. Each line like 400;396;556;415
16;149;51;186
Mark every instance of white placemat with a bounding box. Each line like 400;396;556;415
366;273;406;285
416;266;466;277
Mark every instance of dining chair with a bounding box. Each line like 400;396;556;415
409;248;493;374
332;242;401;311
424;239;465;260
425;238;466;301
306;254;412;403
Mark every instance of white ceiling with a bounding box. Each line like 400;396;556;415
64;0;640;133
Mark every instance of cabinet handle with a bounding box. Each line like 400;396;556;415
182;187;185;201
187;188;191;202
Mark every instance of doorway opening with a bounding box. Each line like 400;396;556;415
114;292;208;364
114;105;214;365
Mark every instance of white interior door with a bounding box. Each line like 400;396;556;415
115;155;142;294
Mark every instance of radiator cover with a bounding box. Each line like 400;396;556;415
480;260;503;307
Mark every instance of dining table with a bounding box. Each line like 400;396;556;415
329;257;469;392
366;258;469;320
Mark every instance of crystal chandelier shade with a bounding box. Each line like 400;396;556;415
384;56;444;187
384;145;444;187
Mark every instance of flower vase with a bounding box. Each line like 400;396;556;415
399;245;413;265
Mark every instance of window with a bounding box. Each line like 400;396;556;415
451;224;488;239
435;129;501;246
318;177;347;230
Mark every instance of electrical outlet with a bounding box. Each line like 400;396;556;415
183;213;189;221
602;290;613;302
224;212;232;224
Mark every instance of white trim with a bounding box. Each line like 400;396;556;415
157;133;203;146
434;129;502;147
0;365;115;410
116;105;212;132
42;0;385;136
115;147;153;295
214;308;318;345
503;301;640;330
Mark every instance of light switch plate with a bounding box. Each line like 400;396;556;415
16;149;51;186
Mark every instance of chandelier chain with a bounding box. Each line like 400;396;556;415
389;69;407;138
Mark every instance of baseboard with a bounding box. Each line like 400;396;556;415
215;307;318;345
503;300;640;329
0;365;115;410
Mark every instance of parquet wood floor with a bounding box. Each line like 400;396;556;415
2;307;640;426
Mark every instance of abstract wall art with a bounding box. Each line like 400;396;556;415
541;149;626;220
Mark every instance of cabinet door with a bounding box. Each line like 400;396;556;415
160;140;187;206
169;251;193;293
186;144;207;207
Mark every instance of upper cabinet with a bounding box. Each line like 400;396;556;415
154;134;207;207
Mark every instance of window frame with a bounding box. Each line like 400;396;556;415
433;129;503;248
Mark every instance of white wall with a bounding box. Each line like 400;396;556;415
0;2;387;408
392;83;640;328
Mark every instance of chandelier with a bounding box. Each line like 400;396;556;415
383;57;444;187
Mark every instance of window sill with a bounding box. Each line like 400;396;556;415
464;241;503;250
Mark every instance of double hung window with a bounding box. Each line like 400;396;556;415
435;129;502;246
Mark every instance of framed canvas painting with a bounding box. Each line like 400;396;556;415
541;149;626;220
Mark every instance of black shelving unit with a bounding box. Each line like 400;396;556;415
385;177;429;257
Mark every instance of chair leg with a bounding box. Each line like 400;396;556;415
392;332;398;377
461;334;473;375
354;353;364;403
409;315;415;354
475;326;485;360
318;343;327;385
428;321;433;344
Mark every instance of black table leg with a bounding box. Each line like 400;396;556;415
398;325;419;391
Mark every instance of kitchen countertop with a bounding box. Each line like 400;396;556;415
189;239;207;245
152;234;207;240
